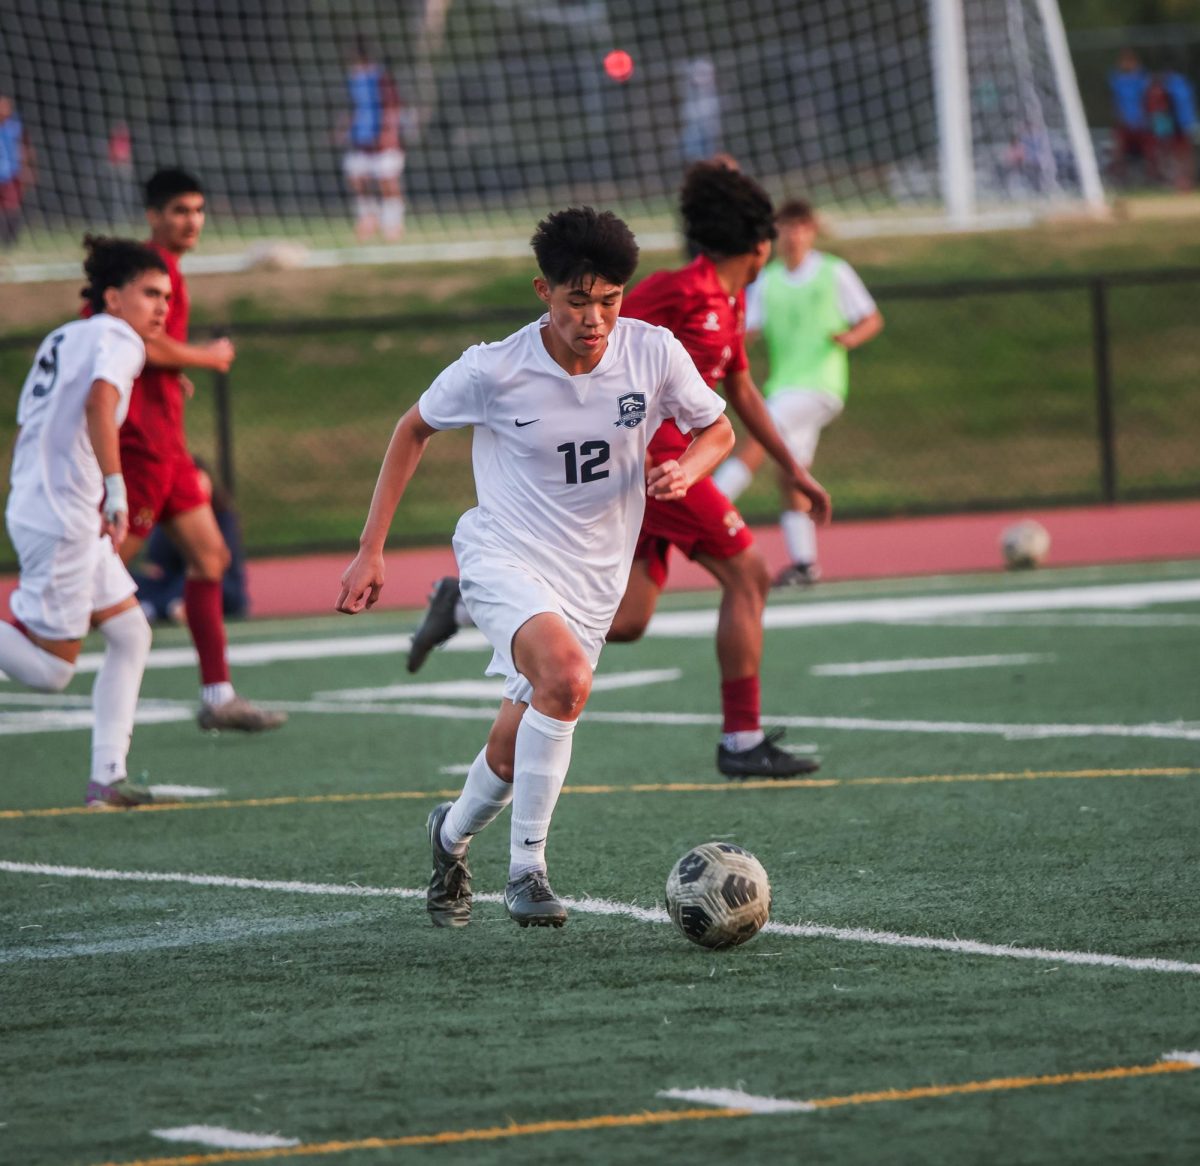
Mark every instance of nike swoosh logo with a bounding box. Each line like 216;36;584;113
514;418;540;427
523;837;547;847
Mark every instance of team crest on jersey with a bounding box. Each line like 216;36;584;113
614;392;647;428
702;311;721;332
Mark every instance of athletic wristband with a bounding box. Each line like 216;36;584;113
102;473;128;521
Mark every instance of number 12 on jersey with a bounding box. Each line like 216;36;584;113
557;440;610;484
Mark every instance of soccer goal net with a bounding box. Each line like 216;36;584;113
1;0;1103;272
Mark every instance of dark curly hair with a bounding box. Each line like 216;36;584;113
680;162;776;259
531;207;639;288
80;235;169;314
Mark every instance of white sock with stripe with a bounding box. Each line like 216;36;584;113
509;706;576;880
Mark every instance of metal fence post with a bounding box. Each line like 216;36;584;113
1089;278;1117;504
212;331;235;496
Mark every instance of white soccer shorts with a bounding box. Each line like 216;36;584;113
455;541;606;707
766;388;845;468
6;523;136;640
343;149;405;183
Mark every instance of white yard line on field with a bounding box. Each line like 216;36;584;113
5;695;1199;742
314;668;682;702
811;653;1054;677
656;1088;814;1114
3;861;1198;976
3;576;1190;682
147;785;227;799
152;1127;300;1150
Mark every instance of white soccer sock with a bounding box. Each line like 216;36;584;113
441;747;513;856
453;598;475;629
713;457;753;502
381;196;405;238
509;706;576;880
354;196;380;234
202;682;236;707
781;508;818;566
90;607;151;785
0;622;74;692
722;729;766;753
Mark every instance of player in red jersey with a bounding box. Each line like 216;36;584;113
119;168;285;731
606;163;829;778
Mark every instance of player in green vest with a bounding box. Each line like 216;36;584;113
713;199;883;586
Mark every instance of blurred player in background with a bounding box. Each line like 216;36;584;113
110;167;284;732
1;237;166;807
408;164;829;781
339;207;732;929
714;198;882;587
0;93;34;250
342;41;405;242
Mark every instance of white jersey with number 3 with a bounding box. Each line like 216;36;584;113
7;314;145;539
418;315;724;632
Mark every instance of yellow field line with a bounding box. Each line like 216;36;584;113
94;1057;1198;1166
3;768;1197;822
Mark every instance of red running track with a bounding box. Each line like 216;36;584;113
5;500;1194;621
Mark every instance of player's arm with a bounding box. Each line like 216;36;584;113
647;414;735;502
84;378;129;546
143;333;235;375
722;367;831;524
833;309;884;351
336;404;440;614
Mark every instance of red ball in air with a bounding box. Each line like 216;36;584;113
604;50;634;84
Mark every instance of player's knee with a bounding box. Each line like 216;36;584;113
194;544;231;581
538;661;592;718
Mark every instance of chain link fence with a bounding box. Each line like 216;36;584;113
1;268;1198;568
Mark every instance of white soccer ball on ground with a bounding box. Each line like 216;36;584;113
1001;519;1051;570
665;842;771;949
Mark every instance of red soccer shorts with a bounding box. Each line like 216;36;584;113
635;476;754;589
122;447;211;539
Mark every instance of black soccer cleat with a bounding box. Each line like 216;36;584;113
407;577;461;673
772;562;820;589
425;801;472;928
717;728;821;780
504;870;567;928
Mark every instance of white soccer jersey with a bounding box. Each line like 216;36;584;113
7;315;145;538
418;315;725;632
745;250;877;332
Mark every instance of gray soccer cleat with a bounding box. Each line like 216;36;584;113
425;801;472;928
197;696;288;733
407;577;461;673
504;869;568;928
772;562;820;589
85;777;157;809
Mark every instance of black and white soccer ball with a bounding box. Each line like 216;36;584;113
665;842;771;949
1001;520;1051;569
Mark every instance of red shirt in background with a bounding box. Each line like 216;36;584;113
123;243;189;461
621;254;748;459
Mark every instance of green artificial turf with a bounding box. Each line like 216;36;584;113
2;562;1199;1165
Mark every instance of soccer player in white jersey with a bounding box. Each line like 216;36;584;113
1;237;170;807
713;199;883;586
336;208;734;929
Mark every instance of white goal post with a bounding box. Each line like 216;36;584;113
0;0;1106;277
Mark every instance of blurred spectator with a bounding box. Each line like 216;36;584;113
0;93;33;249
105;121;137;224
131;460;249;625
1108;49;1150;185
1163;69;1197;191
679;58;721;164
340;41;405;242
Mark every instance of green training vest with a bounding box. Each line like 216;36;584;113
761;254;850;402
